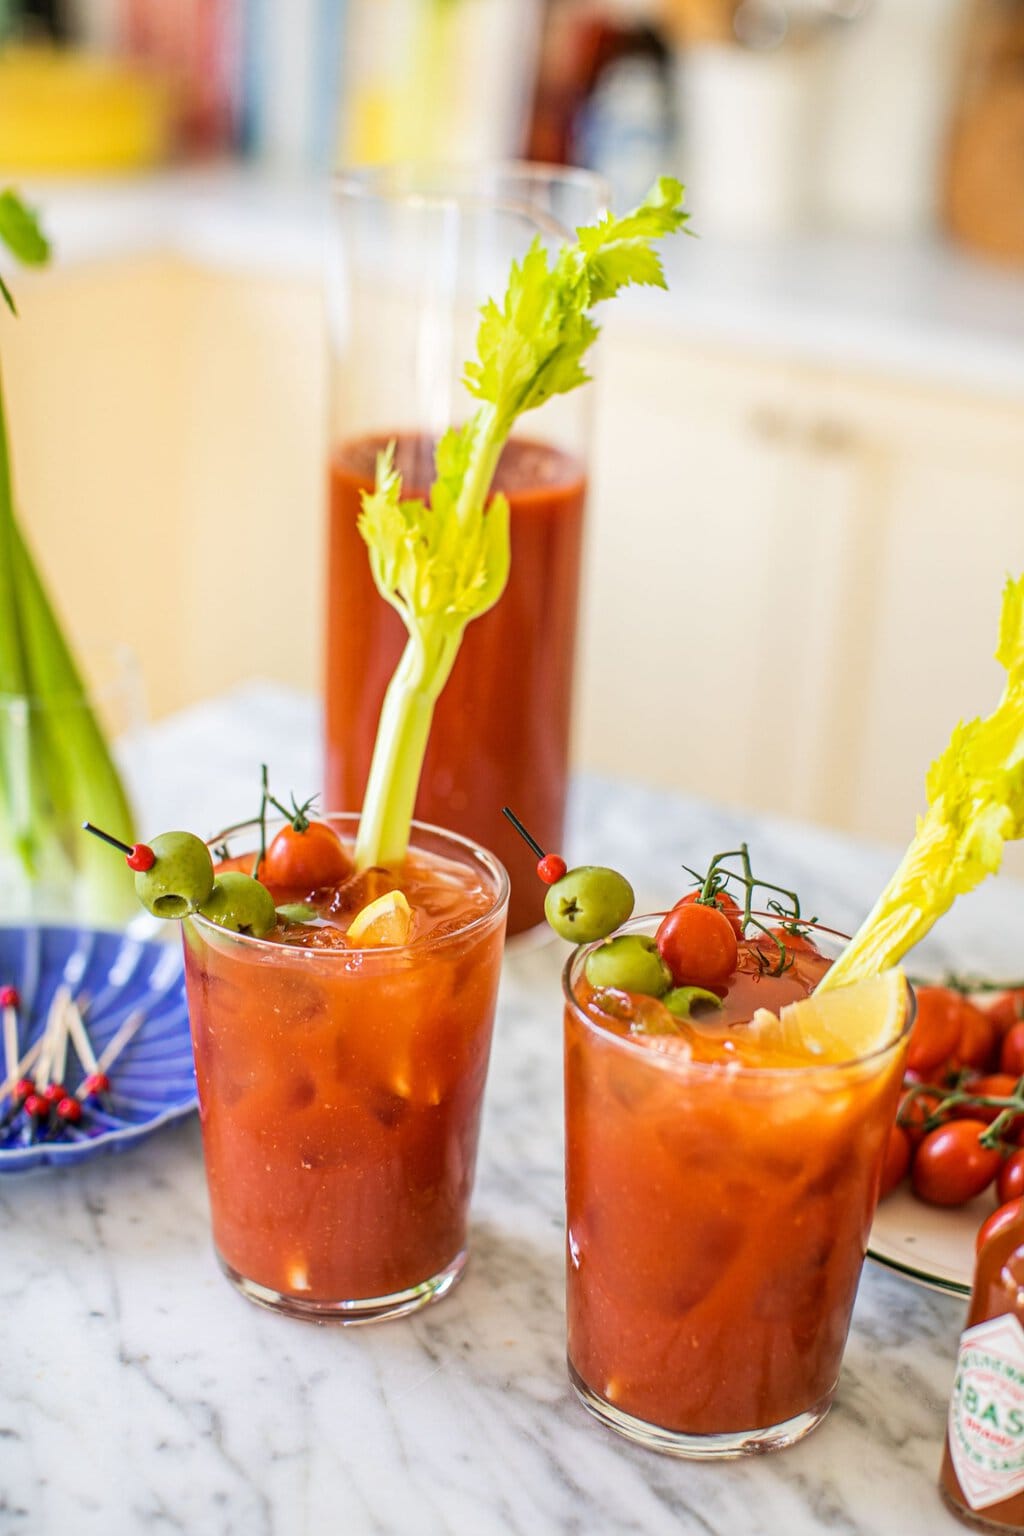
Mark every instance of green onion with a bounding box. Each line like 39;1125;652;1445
0;190;135;922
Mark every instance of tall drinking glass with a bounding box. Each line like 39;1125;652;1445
182;814;508;1322
325;164;606;937
563;916;913;1457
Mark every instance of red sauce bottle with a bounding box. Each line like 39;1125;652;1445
940;1207;1024;1530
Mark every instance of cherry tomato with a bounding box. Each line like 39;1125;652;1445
983;988;1024;1039
977;1198;1024;1255
674;888;744;937
656;902;739;988
767;924;821;956
998;1149;1024;1204
879;1123;911;1199
212;851;253;875
1002;1024;1024;1078
906;987;965;1077
911;1119;1001;1207
948;1000;999;1073
952;1074;1024;1139
898;1086;947;1149
261;821;351;895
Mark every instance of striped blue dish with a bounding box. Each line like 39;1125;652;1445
0;925;195;1172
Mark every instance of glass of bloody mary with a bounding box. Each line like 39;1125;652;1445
325;164;605;937
181;813;508;1322
562;915;913;1456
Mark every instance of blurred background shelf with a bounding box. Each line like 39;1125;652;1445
3;0;1024;866
12;167;1024;395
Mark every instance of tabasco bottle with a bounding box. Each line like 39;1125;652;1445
941;1204;1024;1530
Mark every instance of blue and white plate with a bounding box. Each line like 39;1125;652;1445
0;924;195;1172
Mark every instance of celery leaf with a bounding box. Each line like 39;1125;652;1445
823;574;1024;989
354;178;687;869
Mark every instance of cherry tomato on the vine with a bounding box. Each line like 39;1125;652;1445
898;1086;948;1149
948;1000;998;1073
998;1149;1024;1205
879;1123;911;1199
977;1198;1024;1255
656;902;739;989
906;988;966;1077
911;1119;1002;1207
262;821;351;895
673;888;744;938
1001;1024;1024;1078
984;988;1024;1039
767;925;821;956
952;1074;1024;1139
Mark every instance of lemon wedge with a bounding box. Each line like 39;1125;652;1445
346;889;414;947
748;969;909;1065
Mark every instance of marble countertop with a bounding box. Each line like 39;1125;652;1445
6;681;1024;1536
9;166;1024;400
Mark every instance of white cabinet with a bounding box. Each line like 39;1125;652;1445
579;321;1024;855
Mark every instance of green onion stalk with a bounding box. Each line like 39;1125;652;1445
355;177;690;871
0;190;135;923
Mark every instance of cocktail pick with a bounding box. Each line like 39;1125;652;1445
1;985;19;1084
81;822;155;872
501;806;567;885
21;992;69;1133
52;995;104;1129
68;1008;145;1110
0;1035;44;1127
63;993;100;1080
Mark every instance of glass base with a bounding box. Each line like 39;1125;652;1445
568;1361;835;1459
218;1248;467;1324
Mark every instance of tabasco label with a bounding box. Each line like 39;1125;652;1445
948;1314;1024;1511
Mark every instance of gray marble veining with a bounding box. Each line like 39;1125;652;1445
4;682;1018;1535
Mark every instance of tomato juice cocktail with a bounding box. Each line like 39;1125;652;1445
326;433;586;939
563;917;912;1455
181;815;508;1322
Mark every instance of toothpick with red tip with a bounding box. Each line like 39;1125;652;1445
1;986;19;1087
22;991;69;1131
0;1035;44;1128
501;806;567;885
81;822;155;871
68;1008;144;1111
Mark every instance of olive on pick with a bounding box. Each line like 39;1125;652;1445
134;830;215;918
199;871;277;937
544;864;635;944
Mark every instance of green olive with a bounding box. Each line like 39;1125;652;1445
584;934;671;996
544;865;634;943
664;986;723;1019
134;830;215;919
199;872;277;937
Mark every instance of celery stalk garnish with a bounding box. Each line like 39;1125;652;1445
0;190;135;921
355;177;688;870
821;573;1024;991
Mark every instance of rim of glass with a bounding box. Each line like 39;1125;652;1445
333;159;610;218
190;811;510;958
562;912;916;1078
